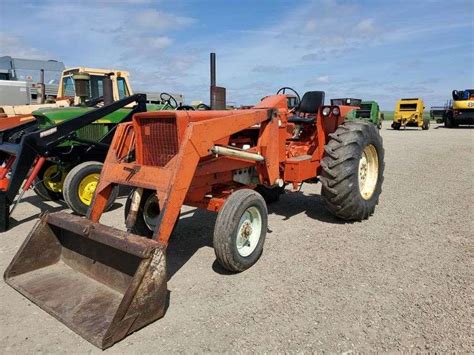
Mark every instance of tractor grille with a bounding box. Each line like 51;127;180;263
139;117;178;166
76;124;108;142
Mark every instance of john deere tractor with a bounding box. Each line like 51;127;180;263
392;98;428;130
345;100;383;129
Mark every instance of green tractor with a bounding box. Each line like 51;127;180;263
30;70;180;215
0;69;183;230
334;99;383;128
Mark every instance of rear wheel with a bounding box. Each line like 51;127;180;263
213;189;267;272
422;118;430;130
63;161;118;215
321;121;384;221
33;162;66;201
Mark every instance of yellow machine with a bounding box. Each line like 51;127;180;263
446;89;474;127
0;68;132;117
392;98;429;130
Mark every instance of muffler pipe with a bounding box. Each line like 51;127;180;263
210;145;264;162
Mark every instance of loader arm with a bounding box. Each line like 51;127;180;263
89;102;283;246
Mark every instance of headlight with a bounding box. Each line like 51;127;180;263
332;106;340;116
322;107;331;116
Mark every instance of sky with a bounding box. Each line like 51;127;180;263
0;0;473;109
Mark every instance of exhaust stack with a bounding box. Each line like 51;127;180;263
210;53;226;110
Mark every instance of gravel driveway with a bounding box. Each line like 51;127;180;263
0;123;472;352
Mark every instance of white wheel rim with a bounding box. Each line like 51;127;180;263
358;144;379;200
236;206;262;257
143;193;160;230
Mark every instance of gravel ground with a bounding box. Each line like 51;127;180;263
0;123;472;353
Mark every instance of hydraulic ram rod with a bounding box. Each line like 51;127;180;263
210;145;265;162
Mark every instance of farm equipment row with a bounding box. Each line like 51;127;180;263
4;84;385;348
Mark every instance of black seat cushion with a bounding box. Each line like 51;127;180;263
288;115;315;123
299;91;325;114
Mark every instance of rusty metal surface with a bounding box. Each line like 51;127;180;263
4;212;168;349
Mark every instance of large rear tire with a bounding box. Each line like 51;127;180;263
213;189;267;272
321;121;384;221
63;161;118;215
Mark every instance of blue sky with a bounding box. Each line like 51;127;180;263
0;0;473;109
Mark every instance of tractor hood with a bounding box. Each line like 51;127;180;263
32;106;132;128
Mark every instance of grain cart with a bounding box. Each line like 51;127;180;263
391;98;428;130
345;100;384;129
5;89;384;348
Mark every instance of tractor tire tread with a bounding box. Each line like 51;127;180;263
321;121;384;221
213;189;267;272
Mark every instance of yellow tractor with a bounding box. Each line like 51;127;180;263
391;98;428;130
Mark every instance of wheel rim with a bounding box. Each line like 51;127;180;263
43;165;65;193
143;193;160;231
78;173;100;205
358;144;379;200
236;206;262;257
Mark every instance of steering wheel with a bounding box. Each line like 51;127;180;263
160;92;178;109
177;105;195;111
196;103;211;111
276;87;301;108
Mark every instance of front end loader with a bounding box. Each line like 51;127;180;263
5;89;385;348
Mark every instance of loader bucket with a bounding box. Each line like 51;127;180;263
4;212;168;349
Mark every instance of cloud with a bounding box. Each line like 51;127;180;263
252;65;290;73
316;75;329;83
130;10;196;32
355;19;377;35
0;32;51;59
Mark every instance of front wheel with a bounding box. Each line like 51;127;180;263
63;161;118;215
213;189;268;272
321;121;384;221
33;162;66;201
444;112;457;128
391;122;401;130
124;189;160;237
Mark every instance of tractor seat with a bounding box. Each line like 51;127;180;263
288;91;325;123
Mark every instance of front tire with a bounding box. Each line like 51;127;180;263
213;189;268;272
391;122;401;130
444;112;457;128
33;162;66;201
321;121;384;221
63;161;118;215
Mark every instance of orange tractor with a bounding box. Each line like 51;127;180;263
5;88;384;348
